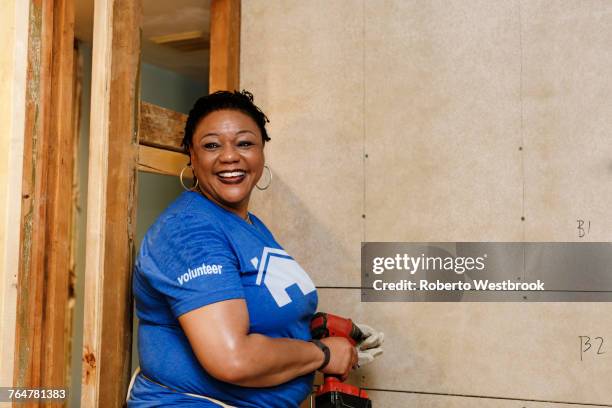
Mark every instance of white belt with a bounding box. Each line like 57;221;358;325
126;367;237;407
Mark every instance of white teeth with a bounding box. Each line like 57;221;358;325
218;171;245;178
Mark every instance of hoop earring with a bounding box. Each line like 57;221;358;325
256;165;272;190
179;166;199;191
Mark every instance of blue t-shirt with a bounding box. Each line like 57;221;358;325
129;191;318;407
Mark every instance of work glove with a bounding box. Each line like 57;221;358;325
354;323;384;368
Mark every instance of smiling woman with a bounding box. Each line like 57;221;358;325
189;108;265;221
127;91;363;407
182;92;270;222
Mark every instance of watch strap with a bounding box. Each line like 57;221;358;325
309;339;331;371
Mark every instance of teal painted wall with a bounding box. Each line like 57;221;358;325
141;62;207;114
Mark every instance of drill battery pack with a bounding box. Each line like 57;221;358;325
314;378;372;408
315;391;372;408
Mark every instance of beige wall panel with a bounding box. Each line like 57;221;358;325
318;289;612;405
242;1;364;286
521;1;612;241
241;1;612;406
366;390;605;407
364;0;523;242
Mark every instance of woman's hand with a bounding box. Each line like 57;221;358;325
354;323;384;368
319;337;358;380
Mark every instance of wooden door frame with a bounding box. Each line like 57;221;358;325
81;0;241;406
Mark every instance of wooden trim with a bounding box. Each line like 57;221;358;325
81;0;142;405
139;101;187;152
209;0;241;92
14;0;77;397
0;0;29;389
138;145;190;178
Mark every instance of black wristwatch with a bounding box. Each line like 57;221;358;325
309;339;331;371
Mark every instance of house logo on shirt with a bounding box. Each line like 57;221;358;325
178;263;223;285
250;247;316;307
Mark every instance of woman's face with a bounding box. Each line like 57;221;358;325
189;109;265;217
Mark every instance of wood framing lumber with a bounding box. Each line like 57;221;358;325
41;0;76;392
139;101;187;153
14;0;54;395
138;145;190;178
14;1;77;404
209;0;241;92
81;0;142;406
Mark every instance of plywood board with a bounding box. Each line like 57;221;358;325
242;1;364;287
521;0;612;241
318;288;612;406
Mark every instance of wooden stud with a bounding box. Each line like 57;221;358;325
209;0;241;92
81;0;142;406
80;0;112;400
139;101;187;152
14;0;54;394
138;145;190;178
14;0;77;403
42;0;76;391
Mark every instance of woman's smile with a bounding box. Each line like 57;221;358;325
216;169;247;183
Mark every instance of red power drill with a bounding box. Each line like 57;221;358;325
310;312;373;408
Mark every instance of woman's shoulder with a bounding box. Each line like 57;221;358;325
135;193;233;279
148;192;222;238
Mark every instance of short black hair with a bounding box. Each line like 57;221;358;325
182;90;271;155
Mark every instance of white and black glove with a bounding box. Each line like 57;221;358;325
354;323;384;368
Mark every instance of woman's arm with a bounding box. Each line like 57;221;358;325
178;298;356;387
